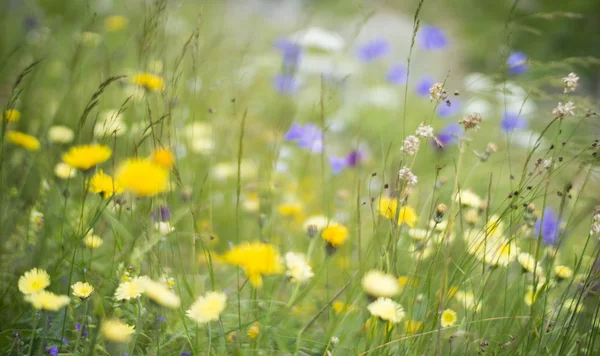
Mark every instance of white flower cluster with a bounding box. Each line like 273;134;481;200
591;207;600;236
416;123;434;138
401;135;420;156
562;72;579;94
552;101;576;118
398;167;418;185
429;83;444;100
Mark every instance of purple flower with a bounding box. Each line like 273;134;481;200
386;64;407;85
415;76;435;97
47;346;59;356
273;74;300;95
329;157;347;175
417;25;448;51
274;38;302;70
433;123;462;149
356;38;390;62
62;338;69;344
437;100;460;118
507;52;528;75
346;151;362;167
500;112;526;132
153;205;172;222
535;207;560;245
157;316;165;323
181;352;191;356
284;122;323;152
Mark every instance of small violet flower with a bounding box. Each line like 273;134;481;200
356;38;390;62
437;100;461;118
273;74;300;95
535;207;560;245
153;205;172;222
417;25;448;51
386;64;407;85
329;151;363;175
273;38;302;71
284;122;323;152
415;76;435;97
500;112;526;132
507;52;528;75
433;123;462;150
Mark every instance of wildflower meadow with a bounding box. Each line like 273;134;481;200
2;0;600;355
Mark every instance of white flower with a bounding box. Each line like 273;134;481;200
155;222;174;235
562;73;579;94
401;135;420;156
94;110;127;137
284;252;314;283
48;125;74;144
289;27;345;53
543;159;553;169
415;123;434;138
54;162;77;180
552;102;575;118
398;167;418;185
367;297;405;323
362;270;400;298
429;83;444;100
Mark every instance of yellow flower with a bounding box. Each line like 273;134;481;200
114;276;148;301
186;291;227;324
6;131;40;151
25;291;70;311
5;109;20;121
399;206;418;228
221;242;283;288
517;252;542;274
89;170;123;198
398;275;419;288
132;73;164;92
441;309;457;328
332;301;355;314
18;268;50;295
104;16;128;32
48;125;74;144
367;297;405;323
524;286;541;306
278;203;303;216
83;232;103;248
455;189;482;209
142;279;181;308
101;319;135;343
554;265;573;280
247;322;260;339
151;148;175;169
321;224;349;247
62;144;111;170
72;281;94;299
116;159;169;197
378;197;398;219
362;270;400;298
405;320;423;334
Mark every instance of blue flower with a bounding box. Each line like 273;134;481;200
284;122;323;152
507;52;528;75
345;151;362;167
47;347;59;356
386;64;407;85
153;205;172;222
433;123;462;149
417;25;448;51
535;207;560;245
273;74;299;95
437;100;460;118
500;112;526;132
415;76;435;97
181;352;191;356
329;157;347;175
356;38;390;62
274;38;302;70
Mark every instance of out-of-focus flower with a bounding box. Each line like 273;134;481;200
288;27;345;53
55;162;77;180
18;268;50;295
273;74;300;95
94;110;127;138
131;73;164;92
153;206;172;222
401;135;420;156
377;197;418;227
151;148;175;169
186;291;227;324
356;38;390;62
155;222;175;235
4;109;20;122
535;207;560;245
517;253;542;274
398;167;418;185
142;279;181;308
114;276;148;301
405;320;424;334
89;170;122;198
454;290;481;312
386;64;407;85
500;111;526;132
221;242;283;288
507;52;527;75
440;309;457;327
72;282;94;299
116;159;169;197
247;322;261;339
455;189;482;209
562;72;579;94
25;291;70;311
367;298;405;323
284;122;323;152
83;231;103;249
417;25;448;51
433;123;462;149
285;252;314;283
362;270;400;298
437;100;460;118
101;319;135;343
321;224;349;248
552;102;576;118
48;125;74;144
274;39;302;70
104;16;128;32
554;265;573;280
429;83;445;101
459;113;482;131
62;144;111;171
416;123;434;138
415;76;435;97
303;215;334;236
6;131;40;151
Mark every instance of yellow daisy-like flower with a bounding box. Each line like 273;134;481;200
247;322;260;339
18;268;50;295
104;15;128;32
25;291;70;311
377;197;417;227
278;203;303;216
115;159;169;197
221;241;283;288
398;206;418;227
101;319;135;343
362;270;400;298
114;276;148;301
6;131;40;151
517;252;542;274
89;170;123;198
83;232;103;248
72;281;94;299
321;224;349;247
151;148;175;169
132;73;164;92
186;291;227;324
332;301;355;314
62;144;111;170
441;309;457;328
367;297;405;323
405;320;424;334
554;265;573;280
5;109;21;122
142;279;181;309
